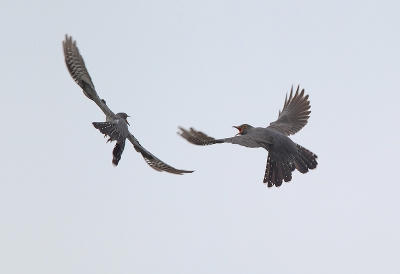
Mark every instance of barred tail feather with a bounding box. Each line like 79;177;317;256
294;144;318;171
264;155;294;188
264;143;317;187
270;160;276;186
275;163;284;187
294;156;308;173
264;156;273;187
282;162;292;182
112;139;125;166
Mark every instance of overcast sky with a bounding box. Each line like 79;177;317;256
1;1;400;273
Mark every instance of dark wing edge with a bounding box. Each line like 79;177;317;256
267;85;311;136
177;126;264;148
177;127;224;146
63;34;115;120
63;34;96;99
92;121;127;166
127;133;194;175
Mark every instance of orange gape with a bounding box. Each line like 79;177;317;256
178;85;318;187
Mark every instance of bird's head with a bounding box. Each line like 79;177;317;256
117;112;130;126
233;124;253;135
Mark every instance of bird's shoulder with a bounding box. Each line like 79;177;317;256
244;127;274;144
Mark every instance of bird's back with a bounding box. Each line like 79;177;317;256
251;127;298;162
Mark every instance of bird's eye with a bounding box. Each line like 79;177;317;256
243;125;247;128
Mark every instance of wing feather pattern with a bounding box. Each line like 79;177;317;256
63;34;192;174
178;127;263;148
63;34;115;120
127;133;193;174
267;85;311;136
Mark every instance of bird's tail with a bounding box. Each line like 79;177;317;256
263;144;317;188
263;155;294;187
112;139;125;166
93;122;125;166
293;144;318;173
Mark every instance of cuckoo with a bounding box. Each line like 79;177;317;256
178;86;317;187
63;34;193;174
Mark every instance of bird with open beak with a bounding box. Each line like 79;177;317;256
178;86;318;187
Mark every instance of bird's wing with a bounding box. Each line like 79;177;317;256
92;120;128;166
92;123;192;174
63;34;115;120
178;127;264;148
178;127;224;146
92;119;128;143
267;85;311;136
127;133;194;174
65;35;192;175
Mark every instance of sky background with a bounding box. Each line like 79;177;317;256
1;1;400;273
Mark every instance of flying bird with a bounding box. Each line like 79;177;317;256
178;86;317;187
63;34;193;174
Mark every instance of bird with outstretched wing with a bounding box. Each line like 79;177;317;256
63;34;193;174
178;86;317;187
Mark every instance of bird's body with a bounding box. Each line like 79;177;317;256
243;127;297;154
92;112;130;166
178;86;318;187
63;34;193;174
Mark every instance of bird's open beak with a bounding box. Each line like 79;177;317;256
126;115;130;126
233;126;242;136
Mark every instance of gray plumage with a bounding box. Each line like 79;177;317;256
178;86;317;187
92;112;130;166
63;34;193;174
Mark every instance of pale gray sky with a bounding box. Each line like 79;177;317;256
1;1;400;273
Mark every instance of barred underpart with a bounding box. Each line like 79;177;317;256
63;34;193;174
